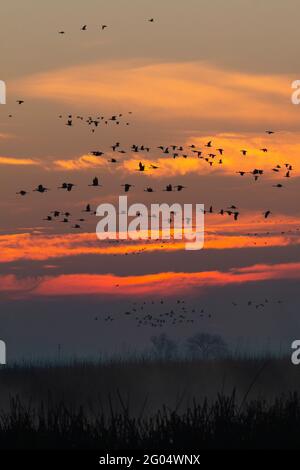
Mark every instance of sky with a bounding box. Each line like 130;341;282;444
0;0;300;361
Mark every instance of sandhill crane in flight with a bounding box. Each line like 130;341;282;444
89;177;101;187
121;184;134;192
33;184;49;193
138;162;145;172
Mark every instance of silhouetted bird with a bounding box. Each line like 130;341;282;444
83;204;91;212
121;184;134;192
175;185;185;191
33;184;49;193
89;177;101;187
91;151;104;156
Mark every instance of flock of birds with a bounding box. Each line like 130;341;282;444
1;18;295;342
59;113;133;131
12;102;291;179
93;298;285;328
16;177;272;229
59;136;294;183
10;101;294;186
7;101;133;129
13;128;295;231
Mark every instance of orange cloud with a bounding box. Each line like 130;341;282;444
0;156;39;166
0;216;299;263
54;154;107;171
14;61;295;125
1;261;300;298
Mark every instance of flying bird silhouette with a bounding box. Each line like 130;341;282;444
138;162;145;172
89;177;101;187
121;184;134;192
33;184;49;193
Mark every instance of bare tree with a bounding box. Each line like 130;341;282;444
186;333;228;359
150;334;177;360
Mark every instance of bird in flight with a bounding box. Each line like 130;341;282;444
81;25;87;31
138;162;145;172
91;151;104;157
66;183;75;192
16;100;24;105
264;211;271;219
33;184;49;193
89;177;101;187
16;190;27;196
175;185;186;192
101;25;108;30
83;204;91;213
121;184;134;193
58;182;75;192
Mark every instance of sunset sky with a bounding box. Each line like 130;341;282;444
1;0;300;360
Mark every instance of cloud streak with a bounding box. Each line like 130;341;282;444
1;261;300;298
15;60;295;126
0;220;299;263
0;156;39;166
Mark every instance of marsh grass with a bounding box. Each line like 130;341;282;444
0;356;299;449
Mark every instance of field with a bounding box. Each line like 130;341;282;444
0;356;299;449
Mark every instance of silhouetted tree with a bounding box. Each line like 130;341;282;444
186;333;228;359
